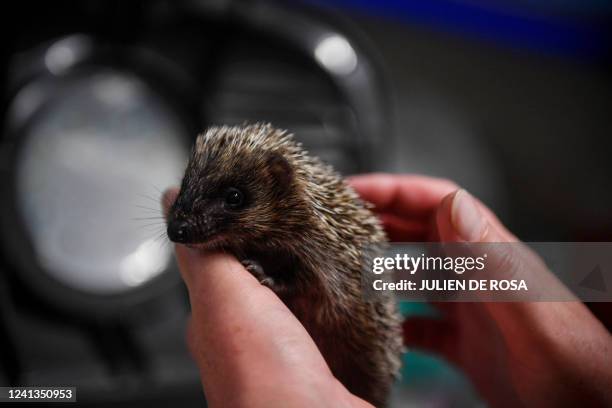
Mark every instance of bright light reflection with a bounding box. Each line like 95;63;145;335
120;238;170;287
314;35;358;76
44;36;90;75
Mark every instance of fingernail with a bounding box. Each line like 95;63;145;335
451;189;487;242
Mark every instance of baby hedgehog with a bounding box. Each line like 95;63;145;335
167;123;403;406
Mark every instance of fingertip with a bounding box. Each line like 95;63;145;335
162;187;179;218
437;189;515;245
346;172;388;183
349;173;461;219
435;190;460;242
450;189;489;242
347;173;391;195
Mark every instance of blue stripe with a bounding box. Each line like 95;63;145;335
302;0;611;59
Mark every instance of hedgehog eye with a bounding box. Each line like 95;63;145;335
224;187;244;209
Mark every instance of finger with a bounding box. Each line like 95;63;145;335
348;173;458;219
435;189;515;244
434;190;575;300
175;248;336;406
162;187;179;218
378;213;430;242
435;189;533;283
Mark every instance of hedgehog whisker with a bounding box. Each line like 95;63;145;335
133;204;163;213
136;193;163;205
135;224;164;230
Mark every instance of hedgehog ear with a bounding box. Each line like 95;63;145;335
266;152;293;193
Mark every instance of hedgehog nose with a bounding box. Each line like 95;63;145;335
167;220;192;243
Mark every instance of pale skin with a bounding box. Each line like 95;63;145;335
163;173;612;408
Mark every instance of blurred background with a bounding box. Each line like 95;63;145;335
0;0;610;406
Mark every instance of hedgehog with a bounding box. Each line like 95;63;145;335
166;123;403;406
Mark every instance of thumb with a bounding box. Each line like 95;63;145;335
436;189;513;244
434;189;574;300
162;189;342;406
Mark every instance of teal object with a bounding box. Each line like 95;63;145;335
394;301;482;406
399;300;438;318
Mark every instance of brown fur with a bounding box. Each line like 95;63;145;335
169;124;403;406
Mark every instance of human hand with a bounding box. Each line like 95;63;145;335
349;173;612;408
162;188;373;408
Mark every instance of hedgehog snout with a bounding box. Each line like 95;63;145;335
167;211;221;244
167;219;196;244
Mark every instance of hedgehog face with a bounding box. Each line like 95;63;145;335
167;148;301;249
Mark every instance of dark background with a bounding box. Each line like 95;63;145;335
0;1;610;406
